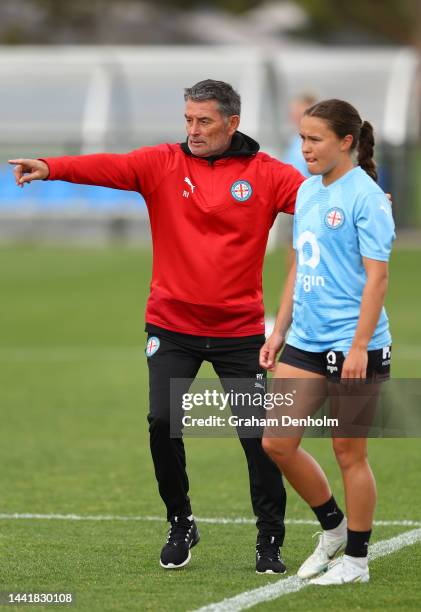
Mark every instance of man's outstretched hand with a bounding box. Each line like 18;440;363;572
8;158;49;187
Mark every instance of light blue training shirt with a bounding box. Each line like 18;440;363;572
287;166;396;352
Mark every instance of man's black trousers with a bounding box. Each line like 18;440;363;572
145;324;286;542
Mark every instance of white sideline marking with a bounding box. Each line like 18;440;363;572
192;528;421;612
0;513;420;528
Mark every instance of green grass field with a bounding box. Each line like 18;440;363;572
1;246;421;611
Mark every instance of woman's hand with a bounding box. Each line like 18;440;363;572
341;346;368;380
259;332;285;371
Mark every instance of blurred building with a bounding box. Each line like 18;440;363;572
0;44;419;244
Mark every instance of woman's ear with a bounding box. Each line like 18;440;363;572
341;134;354;152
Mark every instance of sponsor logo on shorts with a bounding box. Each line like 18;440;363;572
326;350;338;374
146;336;160;357
382;345;391;366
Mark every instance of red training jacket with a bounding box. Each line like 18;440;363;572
43;137;304;337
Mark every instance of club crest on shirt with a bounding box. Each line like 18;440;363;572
231;180;253;202
146;336;160;357
325;207;345;229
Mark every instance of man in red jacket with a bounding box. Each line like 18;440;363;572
10;79;304;573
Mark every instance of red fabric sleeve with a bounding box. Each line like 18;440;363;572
41;144;173;196
271;162;306;215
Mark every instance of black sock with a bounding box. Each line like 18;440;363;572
345;528;371;558
311;495;344;530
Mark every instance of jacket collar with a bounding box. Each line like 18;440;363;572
180;130;260;164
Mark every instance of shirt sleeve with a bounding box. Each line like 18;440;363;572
354;192;396;261
271;161;306;215
41;144;173;197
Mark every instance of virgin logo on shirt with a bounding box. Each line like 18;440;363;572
231;180;253;202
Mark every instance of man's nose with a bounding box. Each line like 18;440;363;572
189;120;201;136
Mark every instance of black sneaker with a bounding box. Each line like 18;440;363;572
160;515;200;569
256;535;287;574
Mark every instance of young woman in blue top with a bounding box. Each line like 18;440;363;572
260;99;395;584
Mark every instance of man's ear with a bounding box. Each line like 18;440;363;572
228;115;240;135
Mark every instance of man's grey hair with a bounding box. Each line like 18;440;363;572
184;79;241;117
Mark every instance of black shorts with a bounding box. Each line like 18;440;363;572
279;343;391;382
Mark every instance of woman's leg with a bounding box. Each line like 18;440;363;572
330;382;379;532
310;389;379;585
262;362;348;579
332;437;376;531
331;436;375;572
329;382;379;559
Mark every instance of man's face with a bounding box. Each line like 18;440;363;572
184;99;240;157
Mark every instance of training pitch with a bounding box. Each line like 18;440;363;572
1;246;420;611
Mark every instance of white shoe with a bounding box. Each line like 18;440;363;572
297;518;347;579
310;555;369;585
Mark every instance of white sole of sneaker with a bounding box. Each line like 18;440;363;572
160;550;191;570
310;574;369;585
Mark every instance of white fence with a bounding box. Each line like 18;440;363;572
0;45;419;157
0;45;419;242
